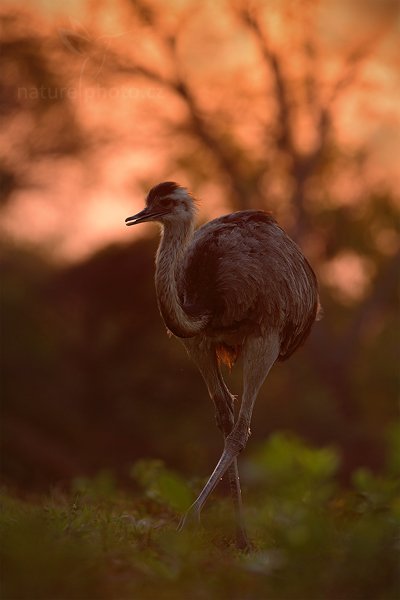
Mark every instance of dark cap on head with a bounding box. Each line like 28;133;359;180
147;181;180;203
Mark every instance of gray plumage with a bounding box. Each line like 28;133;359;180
125;181;320;550
182;209;319;363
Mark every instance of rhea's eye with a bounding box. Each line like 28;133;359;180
159;197;172;208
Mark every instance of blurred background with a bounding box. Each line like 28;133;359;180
1;0;399;492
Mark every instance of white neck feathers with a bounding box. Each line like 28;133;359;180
155;221;207;338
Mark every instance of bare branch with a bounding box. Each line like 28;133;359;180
112;59;174;88
236;5;322;238
106;27;257;208
171;78;256;209
236;5;295;155
328;21;396;105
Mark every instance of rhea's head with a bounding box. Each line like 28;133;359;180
125;182;196;228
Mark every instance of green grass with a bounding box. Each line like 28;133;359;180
1;432;399;600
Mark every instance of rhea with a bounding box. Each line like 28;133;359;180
125;181;320;549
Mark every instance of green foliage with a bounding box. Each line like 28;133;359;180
131;459;193;512
249;432;339;496
1;1;399;498
1;434;399;600
72;470;117;501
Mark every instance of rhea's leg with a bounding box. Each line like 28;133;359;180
182;339;249;549
179;332;280;530
212;386;249;550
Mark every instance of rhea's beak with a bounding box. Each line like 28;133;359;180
125;207;165;226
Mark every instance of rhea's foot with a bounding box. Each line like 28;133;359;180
236;528;254;553
177;506;202;532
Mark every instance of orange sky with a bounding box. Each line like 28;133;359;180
1;0;399;271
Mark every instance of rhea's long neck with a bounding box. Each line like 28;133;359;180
155;219;207;338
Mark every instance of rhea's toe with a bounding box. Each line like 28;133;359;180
177;507;202;532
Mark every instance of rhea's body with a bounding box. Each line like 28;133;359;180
157;208;318;364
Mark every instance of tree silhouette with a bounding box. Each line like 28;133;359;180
98;0;399;423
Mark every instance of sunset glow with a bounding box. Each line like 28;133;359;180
1;0;399;284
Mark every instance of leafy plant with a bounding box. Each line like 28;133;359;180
1;433;399;599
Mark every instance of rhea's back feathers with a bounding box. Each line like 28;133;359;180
180;210;320;361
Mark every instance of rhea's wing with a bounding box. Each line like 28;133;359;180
182;210;320;358
181;211;283;329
